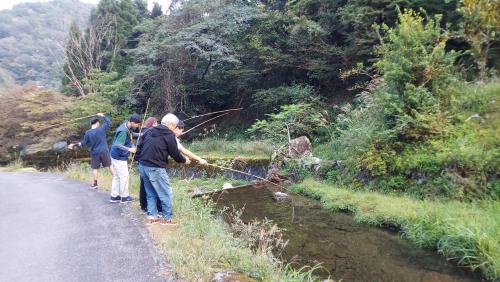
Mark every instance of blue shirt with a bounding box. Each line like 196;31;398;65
79;115;111;156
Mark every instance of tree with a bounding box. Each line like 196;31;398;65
89;0;140;72
62;20;114;96
0;0;92;89
134;0;150;20
151;2;162;18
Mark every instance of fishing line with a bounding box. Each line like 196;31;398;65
183;108;242;122
180;112;230;136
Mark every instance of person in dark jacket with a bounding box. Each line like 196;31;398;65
138;117;162;212
68;113;111;189
137;113;188;225
109;114;141;203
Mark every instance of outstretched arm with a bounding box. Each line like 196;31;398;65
69;132;88;149
179;146;208;165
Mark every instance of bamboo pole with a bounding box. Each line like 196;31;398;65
180;112;230;136
206;163;286;190
128;98;150;172
32;114;97;134
183;108;242;122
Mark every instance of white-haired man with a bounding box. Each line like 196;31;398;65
136;113;189;225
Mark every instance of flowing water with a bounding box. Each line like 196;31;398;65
211;185;483;282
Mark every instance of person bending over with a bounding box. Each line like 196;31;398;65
68;113;112;189
138;117;162;213
173;120;208;166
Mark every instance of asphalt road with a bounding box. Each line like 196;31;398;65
0;172;173;282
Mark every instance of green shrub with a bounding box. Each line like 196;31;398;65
248;103;330;143
252;84;321;114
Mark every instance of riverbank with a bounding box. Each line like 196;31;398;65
291;178;500;280
63;163;320;281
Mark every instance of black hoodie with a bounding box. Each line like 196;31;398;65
137;124;186;168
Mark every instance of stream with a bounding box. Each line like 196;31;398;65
211;185;482;282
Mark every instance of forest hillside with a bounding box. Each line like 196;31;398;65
0;0;92;90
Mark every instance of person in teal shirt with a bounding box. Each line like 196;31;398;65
109;114;141;203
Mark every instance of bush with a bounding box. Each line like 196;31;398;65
248;103;330;143
252;84;321;114
313;10;499;200
374;10;458;141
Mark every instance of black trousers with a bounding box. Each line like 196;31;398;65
139;176;162;213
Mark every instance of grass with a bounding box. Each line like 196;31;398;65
2;159;24;171
0;158;37;172
291;177;500;280
186;138;273;160
64;163;322;281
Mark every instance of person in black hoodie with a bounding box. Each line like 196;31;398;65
137;113;188;225
138;117;162;213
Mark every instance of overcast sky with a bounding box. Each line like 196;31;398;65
0;0;171;11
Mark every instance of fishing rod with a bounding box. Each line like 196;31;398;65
180;112;230;136
183;108;242;122
128;98;150;174
206;163;295;222
32;114;97;134
206;163;287;190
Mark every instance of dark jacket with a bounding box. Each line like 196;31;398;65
80;115;111;156
110;122;135;160
137;124;186;168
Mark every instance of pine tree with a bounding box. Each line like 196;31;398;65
151;2;162;18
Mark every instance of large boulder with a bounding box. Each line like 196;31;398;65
288;136;312;158
52;141;68;151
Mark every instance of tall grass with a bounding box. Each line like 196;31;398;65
186;138;273;159
4;158;24;171
64;163;322;281
1;158;37;172
292;178;500;280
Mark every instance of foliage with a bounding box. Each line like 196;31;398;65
0;0;92;88
127;0;469;119
373;10;458;140
0;85;75;160
292;178;500;280
65;94;120;131
82;69;135;111
252;84;321;114
460;0;500;78
248;103;329;143
308;10;500;201
89;0;140;73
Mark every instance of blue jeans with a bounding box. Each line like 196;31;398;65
138;163;173;220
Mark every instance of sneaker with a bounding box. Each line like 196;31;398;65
109;196;121;203
120;196;133;203
159;218;178;226
147;216;159;225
